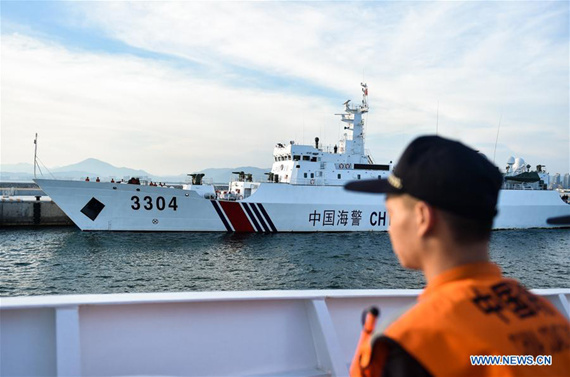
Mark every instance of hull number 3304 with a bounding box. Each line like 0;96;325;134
131;196;178;211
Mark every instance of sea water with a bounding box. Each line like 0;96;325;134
0;227;568;297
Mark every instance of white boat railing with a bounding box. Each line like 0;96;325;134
1;289;569;377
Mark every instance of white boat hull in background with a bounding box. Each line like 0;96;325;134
35;179;570;232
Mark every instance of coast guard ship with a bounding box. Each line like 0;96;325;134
35;84;569;232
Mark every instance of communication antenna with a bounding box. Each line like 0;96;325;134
32;133;56;179
303;118;305;145
493;114;502;164
436;101;439;135
34;133;38;179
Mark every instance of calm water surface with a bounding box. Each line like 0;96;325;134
0;228;568;297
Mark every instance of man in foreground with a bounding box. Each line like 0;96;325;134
345;135;570;376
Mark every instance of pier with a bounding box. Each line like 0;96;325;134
0;183;73;227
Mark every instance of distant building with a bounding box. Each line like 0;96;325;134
551;173;561;188
564;173;570;189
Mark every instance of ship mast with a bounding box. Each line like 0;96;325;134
34;133;38;179
337;83;368;158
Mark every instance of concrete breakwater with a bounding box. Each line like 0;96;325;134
0;198;74;227
1;183;74;226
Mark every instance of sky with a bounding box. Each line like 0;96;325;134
1;1;568;176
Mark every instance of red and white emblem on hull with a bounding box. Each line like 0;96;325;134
211;201;277;232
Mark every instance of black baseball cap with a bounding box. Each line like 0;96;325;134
345;135;503;221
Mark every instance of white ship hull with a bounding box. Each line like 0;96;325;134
35;179;569;232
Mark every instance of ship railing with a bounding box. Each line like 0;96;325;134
2;187;16;197
1;289;568;377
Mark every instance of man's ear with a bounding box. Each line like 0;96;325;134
414;201;436;237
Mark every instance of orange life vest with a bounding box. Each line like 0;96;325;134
356;262;570;377
351;307;381;377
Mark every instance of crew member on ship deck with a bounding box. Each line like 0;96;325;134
345;135;570;377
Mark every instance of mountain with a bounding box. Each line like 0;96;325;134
0;163;36;181
0;163;35;174
0;159;270;184
51;158;151;178
1;158;153;182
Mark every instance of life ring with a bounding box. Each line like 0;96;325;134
339;163;344;169
310;179;315;185
346;163;351;169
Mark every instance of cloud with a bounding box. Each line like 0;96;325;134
2;1;568;175
1;34;336;175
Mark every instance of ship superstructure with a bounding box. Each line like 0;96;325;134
503;156;550;190
230;84;391;199
269;84;388;185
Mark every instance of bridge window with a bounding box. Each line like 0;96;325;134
338;174;341;179
310;157;317;162
293;155;300;161
302;156;310;161
311;173;314;178
304;173;307;178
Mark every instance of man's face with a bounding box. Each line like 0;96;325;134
385;194;422;269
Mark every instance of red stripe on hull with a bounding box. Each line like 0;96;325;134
218;201;255;232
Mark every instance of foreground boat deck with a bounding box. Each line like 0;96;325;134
2;289;569;377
